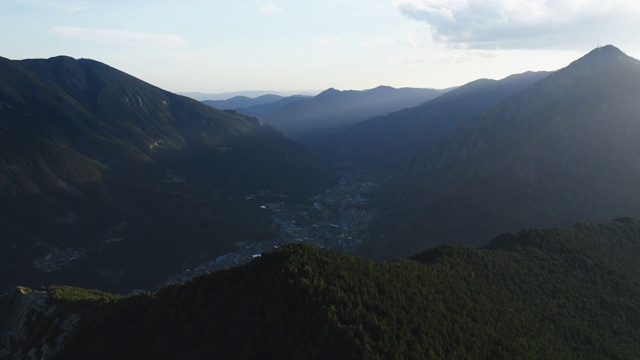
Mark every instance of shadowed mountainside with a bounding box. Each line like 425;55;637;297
320;71;550;176
0;55;336;293
359;45;640;258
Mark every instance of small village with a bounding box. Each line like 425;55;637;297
30;169;381;290
164;169;379;286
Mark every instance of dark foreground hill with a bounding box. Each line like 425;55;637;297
359;45;640;258
0;55;335;293
2;218;640;359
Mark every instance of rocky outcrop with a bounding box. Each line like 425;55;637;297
0;287;80;360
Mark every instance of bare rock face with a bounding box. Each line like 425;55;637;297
0;287;80;360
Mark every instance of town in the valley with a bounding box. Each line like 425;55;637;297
164;168;379;287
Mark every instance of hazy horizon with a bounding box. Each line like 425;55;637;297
3;1;640;94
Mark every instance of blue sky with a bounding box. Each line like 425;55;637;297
2;0;640;94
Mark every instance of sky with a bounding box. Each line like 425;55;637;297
2;0;640;95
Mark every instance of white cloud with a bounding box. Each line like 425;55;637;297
51;26;186;48
260;4;285;15
393;0;640;49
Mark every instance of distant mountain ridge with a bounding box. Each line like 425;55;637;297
202;94;284;110
359;45;640;258
320;71;550;176
235;95;312;120
264;85;446;142
201;94;315;122
179;90;319;101
0;55;335;293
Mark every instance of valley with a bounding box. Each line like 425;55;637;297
4;44;640;359
4;0;640;356
163;168;379;287
0;55;336;294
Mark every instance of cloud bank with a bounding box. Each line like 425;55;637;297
394;0;640;49
51;26;185;48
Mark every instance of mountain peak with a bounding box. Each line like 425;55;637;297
321;87;339;93
550;44;639;81
315;87;342;99
48;55;77;61
571;44;631;67
369;85;394;92
591;44;624;56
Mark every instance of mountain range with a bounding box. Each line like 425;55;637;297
320;71;550;176
3;44;640;359
202;94;285;110
202;94;314;123
261;86;446;143
358;45;640;258
178;90;319;101
0;55;335;293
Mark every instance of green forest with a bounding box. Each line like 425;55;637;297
3;217;638;359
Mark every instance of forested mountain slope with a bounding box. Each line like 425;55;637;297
2;218;640;359
0;55;335;293
359;45;640;258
